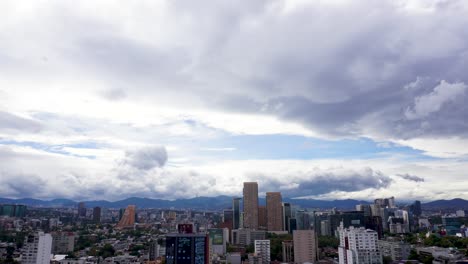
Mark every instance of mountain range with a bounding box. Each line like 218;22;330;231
1;196;468;210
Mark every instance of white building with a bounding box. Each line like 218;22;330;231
338;225;382;264
254;240;270;264
22;232;52;264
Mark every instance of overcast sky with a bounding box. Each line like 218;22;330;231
1;0;468;202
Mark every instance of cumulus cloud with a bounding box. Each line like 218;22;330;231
250;167;392;197
396;173;425;182
405;80;467;120
121;146;168;170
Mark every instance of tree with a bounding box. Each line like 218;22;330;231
383;256;393;264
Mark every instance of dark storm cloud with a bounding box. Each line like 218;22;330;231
0;111;41;133
122;146;168;170
251;167;392;197
3;1;468;141
396;173;425;182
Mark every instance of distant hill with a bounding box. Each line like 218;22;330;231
0;196;370;210
422;198;468;210
2;196;466;211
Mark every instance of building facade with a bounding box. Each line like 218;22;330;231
293;230;317;264
338;225;382;264
254;240;271;264
243;182;259;229
22;232;52;264
266;192;283;231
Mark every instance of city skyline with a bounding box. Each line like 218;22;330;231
1;0;468;201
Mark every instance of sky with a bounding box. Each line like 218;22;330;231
1;0;468;202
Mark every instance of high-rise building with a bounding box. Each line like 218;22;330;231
51;232;75;254
282;203;292;233
282;240;293;263
266;192;283;231
258;206;267;230
22;232;52;264
254;240;271;264
293;230;317;264
165;233;208;264
77;202;86;217
243;182;259;229
374;197;395;209
412;201;422;217
0;204;27;217
232;198;241;230
356;204;372;217
116;205;136;229
338;225;382;264
296;210;310;230
223;209;233;223
93;207;101;223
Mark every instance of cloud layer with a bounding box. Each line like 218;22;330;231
0;0;467;200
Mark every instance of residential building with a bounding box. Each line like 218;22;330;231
379;239;411;261
293;230;317;264
338;225;382;264
51;232;75;254
22;232;52;264
254;240;270;264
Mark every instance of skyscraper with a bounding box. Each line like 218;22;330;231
266;192;283;231
282;202;292;232
93;207;101;223
117;205;136;229
77;202;86;217
243;182;259;229
258;206;267;230
293;230;317;264
232;198;241;230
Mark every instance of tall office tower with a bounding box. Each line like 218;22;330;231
93;207;101;223
282;203;292;233
412;201;422;217
232;198;241;230
282;240;293;263
293;230;317;264
165;233;209;264
266;192;283;231
254;240;271;264
338;225;382;264
117;205;136;229
243;182;259;229
77;202;86;217
356;204;372;217
258;206;267;230
22;232;52;264
296;210;310;230
374;197;396;209
223;209;233;223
